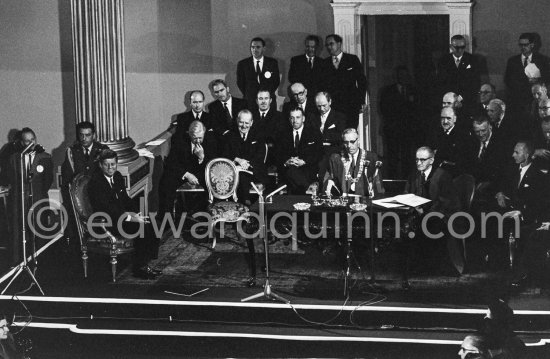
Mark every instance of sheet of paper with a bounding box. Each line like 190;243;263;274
392;194;431;207
145;139;166;146
371;199;405;208
137;148;154;158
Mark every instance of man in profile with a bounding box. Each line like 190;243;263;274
158;120;217;217
209;79;248;141
224;110;267;204
324;128;383;197
288;35;324;102
88;149;161;279
237;37;280;111
323;34;367;129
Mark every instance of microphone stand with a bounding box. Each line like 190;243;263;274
241;184;289;304
1;143;45;295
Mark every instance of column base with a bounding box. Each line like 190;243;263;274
105;137;139;164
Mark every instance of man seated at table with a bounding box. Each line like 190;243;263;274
324;128;384;197
157;120;217;217
275;106;322;194
88;149;161;279
224;110;268;205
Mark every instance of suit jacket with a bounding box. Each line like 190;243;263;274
324;149;384;197
493;114;528;153
288;54;324;99
405;167;460;218
322;53;367;116
208;96;248;137
61;141;109;188
281;98;318;121
470;134;509;191
163;131;218;186
171;111;212;134
505;52;550;111
223;129;268;184
436;52;480;110
429;126;476;176
237;56;280;109
276;124;323;179
309;109;346;155
379;83;417;136
252;109;285;143
88;170;135;225
498;163;547;224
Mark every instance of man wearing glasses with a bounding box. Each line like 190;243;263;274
505;33;550;114
324;128;383;197
477;83;496;113
282;82;317;120
436;35;480;115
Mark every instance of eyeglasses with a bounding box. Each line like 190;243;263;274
292;91;306;97
518;42;532;47
343;139;358;145
539;106;550;110
459;347;480;355
453;45;466;50
415;157;433;162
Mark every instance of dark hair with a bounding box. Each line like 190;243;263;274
288;106;305;117
516;139;534;156
211;79;227;89
98;149;118;163
519;32;535;43
76;121;96;134
473;115;491;126
481;83;496;93
305;34;320;46
20;127;36;138
251;37;266;46
256;88;271;98
451;34;466;42
326;34;343;43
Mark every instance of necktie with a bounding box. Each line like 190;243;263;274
25;154;32;177
455;58;460;68
294;131;299;148
478;142;487;161
308;57;313;69
242;133;246;141
109;177;114;188
333;56;339;69
223;102;232;127
84;147;90;161
256;60;261;83
261;112;266;122
523;57;528;68
517;166;522;188
419;172;426;197
349;155;356;177
195;113;200;121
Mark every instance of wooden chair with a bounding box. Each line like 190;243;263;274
69;173;134;282
204;158;251;248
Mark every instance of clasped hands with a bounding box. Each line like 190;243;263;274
235;157;252;171
128;212;150;223
285;156;305;167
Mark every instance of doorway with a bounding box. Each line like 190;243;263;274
364;15;449;178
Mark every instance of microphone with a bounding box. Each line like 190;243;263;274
375;161;383;168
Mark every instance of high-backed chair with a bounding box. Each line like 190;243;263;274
205;158;251;248
69;173;134;282
451;174;476;273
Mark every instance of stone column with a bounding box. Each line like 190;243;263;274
448;2;474;52
70;0;138;163
331;2;361;58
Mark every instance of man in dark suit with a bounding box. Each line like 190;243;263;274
237;37;280;111
379;66;418;178
288;35;324;102
157;120;218;217
429;107;475;176
252;89;284;142
323;34;367;129
505;33;550;114
324;128;384;197
276;107;322;194
6;128;53;265
281;82;318;121
436;35;480;115
311;92;346;181
171;90;212;135
487;99;528;153
88;149;161;279
494;141;548;285
224;110;268;204
470;116;509;200
532;116;550;171
208;79;248;140
477;83;497;115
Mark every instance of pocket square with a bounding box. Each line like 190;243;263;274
328;124;336;129
466;64;471;69
251;141;257;144
523;183;530;188
307;141;315;145
347;67;353;71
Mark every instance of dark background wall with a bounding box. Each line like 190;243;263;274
0;0;548;168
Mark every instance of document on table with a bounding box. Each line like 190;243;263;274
145;139;166;146
373;194;431;208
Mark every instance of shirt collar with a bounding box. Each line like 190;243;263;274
294;125;304;138
253;56;264;64
445;125;455;134
453;55;462;62
423;166;433;179
104;174;114;183
321;109;331;119
83;143;93;152
522;53;533;62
